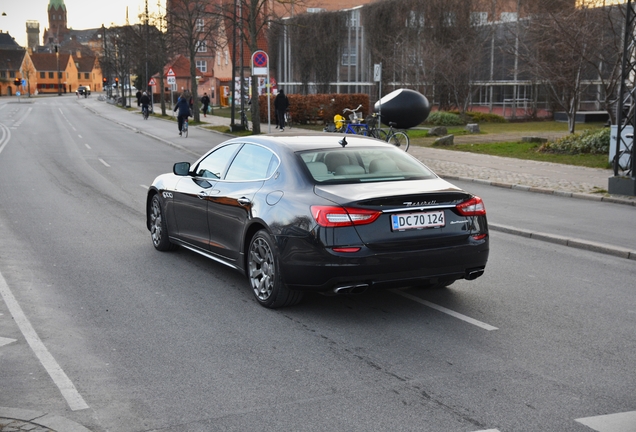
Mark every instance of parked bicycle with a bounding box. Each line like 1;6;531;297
328;108;410;152
239;108;250;131
324;105;367;135
384;121;410;152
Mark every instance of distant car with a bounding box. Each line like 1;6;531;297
146;134;489;308
77;86;91;95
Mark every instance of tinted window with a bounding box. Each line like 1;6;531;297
195;143;241;179
300;148;436;183
225;144;279;181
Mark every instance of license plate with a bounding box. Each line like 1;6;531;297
391;210;445;231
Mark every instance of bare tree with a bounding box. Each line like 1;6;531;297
576;3;625;125
216;0;311;134
167;0;221;122
362;0;489;114
516;0;596;133
132;7;174;115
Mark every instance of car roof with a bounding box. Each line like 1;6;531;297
235;132;392;152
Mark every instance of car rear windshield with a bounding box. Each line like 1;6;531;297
299;147;437;183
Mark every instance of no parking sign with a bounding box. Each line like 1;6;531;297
252;51;268;76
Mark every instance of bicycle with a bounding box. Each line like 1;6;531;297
365;113;388;141
284;110;292;129
182;118;188;138
384;122;410;152
324;105;368;135
239;108;250;131
142;105;150;120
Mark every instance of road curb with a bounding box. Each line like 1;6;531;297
489;223;636;260
0;407;92;432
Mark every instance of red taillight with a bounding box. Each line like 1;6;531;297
311;205;381;227
456;196;486;216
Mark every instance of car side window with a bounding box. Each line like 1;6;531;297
225;144;279;181
195;143;241;179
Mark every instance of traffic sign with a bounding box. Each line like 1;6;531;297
149;78;156;86
167;68;175;77
251;50;268;76
167;76;176;85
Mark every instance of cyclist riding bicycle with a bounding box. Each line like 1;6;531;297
140;92;151;118
173;94;191;136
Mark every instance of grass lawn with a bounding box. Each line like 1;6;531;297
437;141;610;169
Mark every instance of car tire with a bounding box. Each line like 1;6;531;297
248;230;303;308
150;194;177;251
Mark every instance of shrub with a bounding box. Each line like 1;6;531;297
466;112;507;123
538;128;610;155
425;111;464;126
448;111;507;123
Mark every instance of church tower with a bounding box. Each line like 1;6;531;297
44;0;68;44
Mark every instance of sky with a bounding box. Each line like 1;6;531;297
0;0;166;47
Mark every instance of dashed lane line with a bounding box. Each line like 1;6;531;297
390;289;499;331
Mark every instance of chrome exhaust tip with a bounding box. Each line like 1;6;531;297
465;268;485;280
333;283;369;295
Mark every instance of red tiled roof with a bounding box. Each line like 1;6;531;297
30;52;71;71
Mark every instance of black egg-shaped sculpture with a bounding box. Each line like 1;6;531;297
373;89;430;129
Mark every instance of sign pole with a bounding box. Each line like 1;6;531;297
251;50;270;133
374;63;382;126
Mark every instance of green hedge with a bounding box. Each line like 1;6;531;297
425;111;507;126
258;93;370;124
425;111;464;126
538;128;610;155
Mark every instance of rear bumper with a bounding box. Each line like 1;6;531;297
278;236;489;292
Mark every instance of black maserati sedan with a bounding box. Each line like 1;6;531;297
146;133;489;308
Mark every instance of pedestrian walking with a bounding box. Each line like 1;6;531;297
274;89;289;131
201;93;210;118
136;90;142;106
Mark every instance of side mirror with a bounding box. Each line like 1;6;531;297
173;162;191;176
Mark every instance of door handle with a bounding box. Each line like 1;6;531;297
237;197;251;206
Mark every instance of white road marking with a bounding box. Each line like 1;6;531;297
0;336;17;347
78;135;83;139
140;184;149;189
85;144;91;150
98;158;110;167
391;289;499;331
576;411;636;432
473;430;500;432
0;271;89;411
0;123;10;155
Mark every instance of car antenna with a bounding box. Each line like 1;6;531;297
339;137;348;147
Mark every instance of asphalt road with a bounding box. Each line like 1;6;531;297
0;96;634;432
